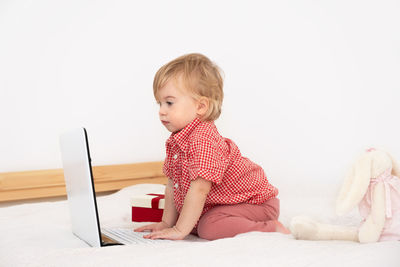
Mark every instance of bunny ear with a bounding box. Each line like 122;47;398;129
388;152;400;178
336;154;372;216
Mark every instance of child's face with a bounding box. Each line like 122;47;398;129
157;77;200;133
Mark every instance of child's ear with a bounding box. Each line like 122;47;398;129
196;97;209;117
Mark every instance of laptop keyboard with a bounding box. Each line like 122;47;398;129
102;228;170;245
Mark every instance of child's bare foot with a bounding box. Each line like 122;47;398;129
273;220;291;234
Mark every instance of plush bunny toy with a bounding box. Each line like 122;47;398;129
291;149;400;243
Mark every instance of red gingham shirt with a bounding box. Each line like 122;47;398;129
163;118;278;217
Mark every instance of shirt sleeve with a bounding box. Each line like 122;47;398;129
187;135;229;184
162;159;171;179
162;141;174;179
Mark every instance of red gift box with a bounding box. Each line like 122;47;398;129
131;193;165;222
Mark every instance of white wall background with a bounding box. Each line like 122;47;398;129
1;0;399;196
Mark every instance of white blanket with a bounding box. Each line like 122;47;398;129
1;184;399;267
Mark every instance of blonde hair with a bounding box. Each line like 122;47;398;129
153;53;224;121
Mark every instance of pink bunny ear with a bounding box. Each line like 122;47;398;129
366;148;376;152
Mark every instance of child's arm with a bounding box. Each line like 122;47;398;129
175;177;212;234
161;178;179;226
144;177;212;240
134;179;178;232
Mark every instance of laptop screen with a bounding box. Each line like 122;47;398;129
60;128;102;247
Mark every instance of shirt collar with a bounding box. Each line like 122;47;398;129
167;118;202;151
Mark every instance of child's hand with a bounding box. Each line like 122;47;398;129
142;226;187;240
134;221;170;233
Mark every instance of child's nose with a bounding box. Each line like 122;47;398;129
159;105;166;116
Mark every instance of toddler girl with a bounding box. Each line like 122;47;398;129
135;53;289;240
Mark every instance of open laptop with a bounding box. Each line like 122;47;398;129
59;127;166;247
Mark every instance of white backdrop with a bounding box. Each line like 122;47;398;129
1;0;399;195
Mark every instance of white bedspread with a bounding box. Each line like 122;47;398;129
1;184;399;267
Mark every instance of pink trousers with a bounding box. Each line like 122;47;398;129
195;198;280;240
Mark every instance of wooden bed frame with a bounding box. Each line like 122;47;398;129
0;161;167;202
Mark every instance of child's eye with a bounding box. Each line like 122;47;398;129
166;101;173;106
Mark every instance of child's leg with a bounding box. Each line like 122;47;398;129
196;198;287;240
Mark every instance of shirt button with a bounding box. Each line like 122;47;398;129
173;154;178;160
